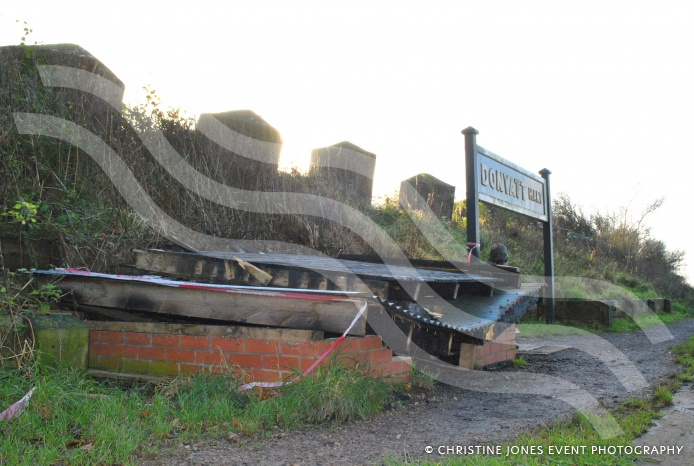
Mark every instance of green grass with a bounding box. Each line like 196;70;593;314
517;321;588;337
520;300;692;336
512;357;528;368
0;359;396;464
386;335;694;466
609;307;691;333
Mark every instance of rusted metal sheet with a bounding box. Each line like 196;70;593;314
378;283;543;349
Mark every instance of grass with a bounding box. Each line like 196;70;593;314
519;300;692;337
608;302;692;333
385;334;694;466
0;358;398;465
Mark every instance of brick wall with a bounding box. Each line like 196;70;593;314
87;322;410;383
458;323;517;369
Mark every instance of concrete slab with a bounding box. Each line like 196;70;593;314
633;383;694;465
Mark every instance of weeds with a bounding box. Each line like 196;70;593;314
0;357;395;464
512;357;527;368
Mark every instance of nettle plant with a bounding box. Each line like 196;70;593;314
1;197;40;227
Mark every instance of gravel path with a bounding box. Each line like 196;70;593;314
142;318;694;466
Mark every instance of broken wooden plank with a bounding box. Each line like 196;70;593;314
338;254;522;288
132;249;498;293
75;305;158;323
34;269;372;336
131;249;389;298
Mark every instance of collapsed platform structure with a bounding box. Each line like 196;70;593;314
35;248;543;372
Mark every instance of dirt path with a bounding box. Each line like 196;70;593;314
143;319;694;466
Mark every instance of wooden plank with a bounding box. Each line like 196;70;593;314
76;305;158;323
338;254;522;288
132;249;389;297
39;272;370;336
134;249;498;286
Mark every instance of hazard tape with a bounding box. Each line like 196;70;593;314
0;387;36;422
239;302;369;392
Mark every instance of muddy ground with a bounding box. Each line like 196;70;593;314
141;319;694;466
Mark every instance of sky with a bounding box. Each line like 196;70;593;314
2;1;693;281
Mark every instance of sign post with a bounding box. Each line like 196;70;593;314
463;127;555;322
462;127;480;260
539;168;555;323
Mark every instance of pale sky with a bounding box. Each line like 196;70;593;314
2;1;693;282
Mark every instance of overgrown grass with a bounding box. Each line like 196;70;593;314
386;335;694;466
0;359;397;465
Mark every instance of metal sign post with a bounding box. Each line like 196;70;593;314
462;127;480;259
463;127;556;322
539;168;555;323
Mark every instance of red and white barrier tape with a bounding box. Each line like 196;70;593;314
239;302;368;392
0;387;36;422
466;242;480;263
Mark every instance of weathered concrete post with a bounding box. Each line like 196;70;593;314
399;173;455;219
310;141;376;204
195;110;282;189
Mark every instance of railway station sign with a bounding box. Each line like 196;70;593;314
476;146;548;222
462;126;555;322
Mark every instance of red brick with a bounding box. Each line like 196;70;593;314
91;357;121;372
181;335;210;349
482;354;496;366
211;337;243;352
152;334;179;347
165;348;197;364
493;343;515;353
373;359;410;381
100;331;123;344
334;338;360;353
371;348;394;364
263;355;300;371
493;351;510;364
507;349;517;360
110;345;138;358
150;360;179;377
479;343;492;356
120;359;151;374
138;346;166;361
298;357;318;372
245;338;280;354
124;332;151;346
350;352;372;367
359;336;383;351
227;353;262;369
282;340;334;357
179;364;202;376
89;331;100;343
196;350;224;365
88;354;100;368
89;343;113;357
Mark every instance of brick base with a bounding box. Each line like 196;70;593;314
87;322;411;383
459;323;517;369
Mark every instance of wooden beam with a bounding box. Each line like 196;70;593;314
51;274;370;335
